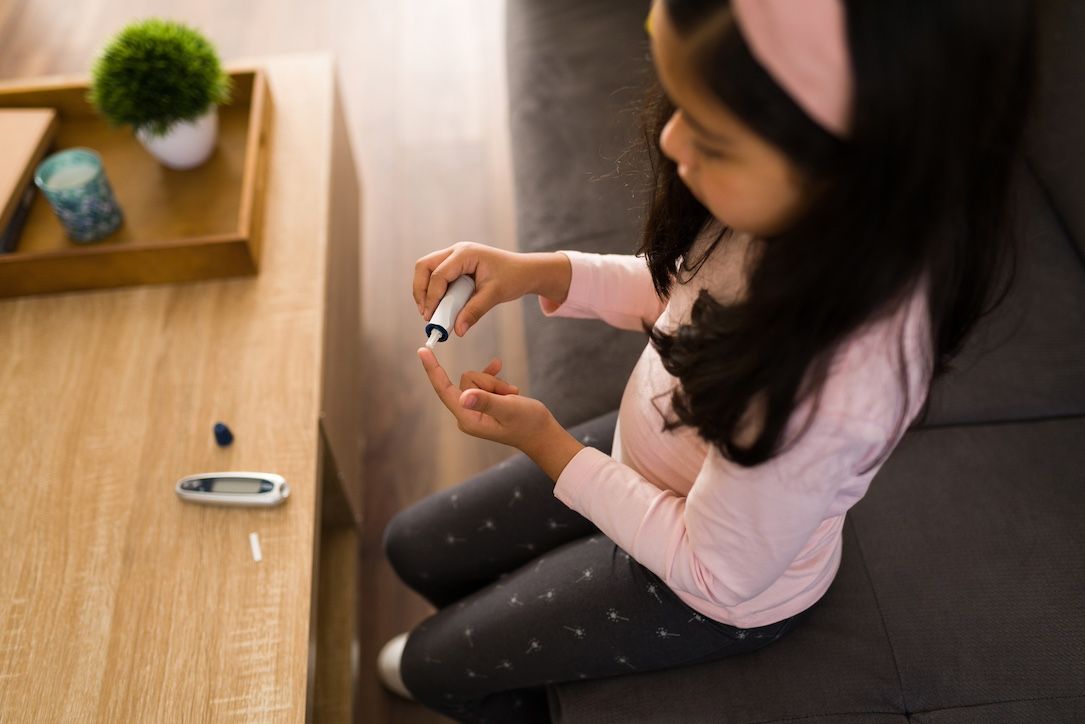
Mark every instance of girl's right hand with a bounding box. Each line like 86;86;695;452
412;242;570;337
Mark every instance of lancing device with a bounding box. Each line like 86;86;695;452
425;275;475;349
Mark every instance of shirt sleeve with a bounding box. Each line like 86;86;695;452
538;250;668;332
552;412;889;608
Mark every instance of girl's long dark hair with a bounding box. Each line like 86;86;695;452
642;0;1036;466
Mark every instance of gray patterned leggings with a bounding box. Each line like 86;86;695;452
382;411;812;723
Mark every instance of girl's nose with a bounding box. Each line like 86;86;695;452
660;110;694;174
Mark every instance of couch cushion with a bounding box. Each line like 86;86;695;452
849;416;1085;716
551;417;1085;722
506;0;653;257
507;0;653;426
921;167;1085;426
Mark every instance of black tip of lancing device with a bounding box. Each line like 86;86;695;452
214;422;234;447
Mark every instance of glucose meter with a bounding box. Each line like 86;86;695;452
175;472;290;507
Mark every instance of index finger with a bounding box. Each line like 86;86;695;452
417;346;465;413
412;247;454;315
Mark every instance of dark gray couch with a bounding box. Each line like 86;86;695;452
506;1;1085;721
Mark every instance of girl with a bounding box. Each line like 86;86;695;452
382;0;1035;721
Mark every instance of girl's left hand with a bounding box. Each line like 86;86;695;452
417;347;557;452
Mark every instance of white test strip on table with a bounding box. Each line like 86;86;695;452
249;531;263;562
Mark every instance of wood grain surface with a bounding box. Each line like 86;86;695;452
0;54;355;722
1;2;520;723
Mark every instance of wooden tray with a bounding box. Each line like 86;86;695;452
0;66;271;298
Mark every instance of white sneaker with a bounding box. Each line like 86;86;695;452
377;632;413;700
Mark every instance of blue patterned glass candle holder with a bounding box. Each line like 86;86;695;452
33;148;124;243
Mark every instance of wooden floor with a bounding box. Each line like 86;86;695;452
0;2;523;721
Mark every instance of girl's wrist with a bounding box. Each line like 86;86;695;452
520;418;585;482
523;251;572;305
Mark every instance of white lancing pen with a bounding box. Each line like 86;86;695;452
424;275;476;349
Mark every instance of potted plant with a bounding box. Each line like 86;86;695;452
88;19;232;170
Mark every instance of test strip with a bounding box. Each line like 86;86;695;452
249;531;263;562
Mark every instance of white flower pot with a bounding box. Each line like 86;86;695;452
136;106;219;170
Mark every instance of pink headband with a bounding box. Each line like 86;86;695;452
732;0;852;137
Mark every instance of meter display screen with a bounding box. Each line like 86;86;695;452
209;478;266;494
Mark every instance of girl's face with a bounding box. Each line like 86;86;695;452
649;1;808;237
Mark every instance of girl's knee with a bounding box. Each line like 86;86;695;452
400;626;486;713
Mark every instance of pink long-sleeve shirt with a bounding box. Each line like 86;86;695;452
540;232;932;628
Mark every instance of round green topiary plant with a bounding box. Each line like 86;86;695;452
88;19;232;138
